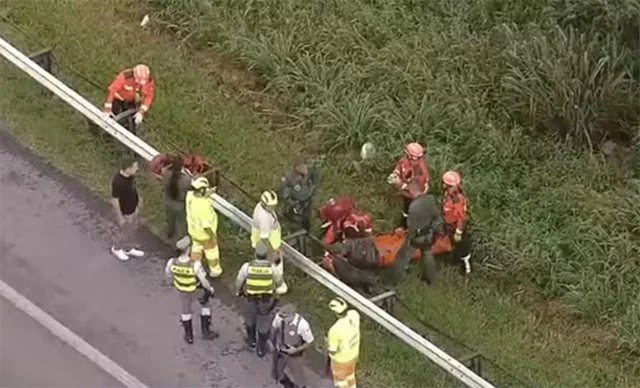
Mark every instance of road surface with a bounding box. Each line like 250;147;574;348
0;299;122;388
0;129;332;388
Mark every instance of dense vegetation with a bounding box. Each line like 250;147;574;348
150;0;640;352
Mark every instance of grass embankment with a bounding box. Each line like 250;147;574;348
0;0;638;387
148;0;640;351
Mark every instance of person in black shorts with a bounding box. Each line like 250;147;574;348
110;157;144;261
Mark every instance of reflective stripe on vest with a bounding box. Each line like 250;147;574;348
170;260;197;292
245;260;274;295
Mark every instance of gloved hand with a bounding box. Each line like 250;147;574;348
454;229;463;242
387;172;400;185
133;111;144;124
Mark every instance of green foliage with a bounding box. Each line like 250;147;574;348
150;0;640;353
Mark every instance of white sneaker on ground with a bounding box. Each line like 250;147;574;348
126;248;145;258
111;247;130;261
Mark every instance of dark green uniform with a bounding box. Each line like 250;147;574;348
394;193;443;284
279;166;319;231
327;237;379;294
162;169;191;243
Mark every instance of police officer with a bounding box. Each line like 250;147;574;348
164;236;218;344
271;304;314;388
279;157;319;232
235;241;283;357
393;192;443;284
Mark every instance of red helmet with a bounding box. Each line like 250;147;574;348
183;153;211;175
133;64;150;85
149;153;172;176
404;142;424;159
317;197;354;225
343;212;373;234
442;170;461;187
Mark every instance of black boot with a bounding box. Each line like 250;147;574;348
245;325;256;348
256;332;268;358
200;315;219;340
279;375;297;388
182;319;194;344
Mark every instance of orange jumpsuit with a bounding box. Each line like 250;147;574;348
103;68;155;114
432;189;471;258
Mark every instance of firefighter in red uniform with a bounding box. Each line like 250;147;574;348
439;170;472;274
102;64;155;129
387;142;429;228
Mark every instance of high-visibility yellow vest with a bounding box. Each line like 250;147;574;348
186;191;218;241
170;260;197;293
327;310;361;363
250;204;281;250
245;260;274;295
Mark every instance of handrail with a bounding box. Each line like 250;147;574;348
0;36;496;388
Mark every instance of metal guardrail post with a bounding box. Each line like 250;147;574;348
0;36;496;388
461;353;483;378
29;48;53;73
369;290;397;315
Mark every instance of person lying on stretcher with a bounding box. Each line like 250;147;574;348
321;223;379;295
317;191;471;283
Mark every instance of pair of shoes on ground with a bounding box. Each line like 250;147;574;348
111;247;145;261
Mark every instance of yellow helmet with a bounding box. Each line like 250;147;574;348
329;297;348;314
260;190;278;206
191;177;209;190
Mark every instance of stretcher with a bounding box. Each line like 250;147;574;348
375;228;453;267
322;228;453;273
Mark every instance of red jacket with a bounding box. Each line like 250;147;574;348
393;156;429;198
442;191;468;233
104;68;155;113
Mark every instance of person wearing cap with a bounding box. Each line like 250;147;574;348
235;241;284;357
165;236;218;344
278;157;320;232
251;190;288;295
102;64;155;130
186;176;223;278
326;298;360;388
271;304;314;388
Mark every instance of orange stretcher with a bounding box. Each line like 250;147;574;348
374;228;453;267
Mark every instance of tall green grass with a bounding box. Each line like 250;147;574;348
149;0;640;352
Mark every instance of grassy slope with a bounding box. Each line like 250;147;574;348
0;0;638;386
146;0;640;352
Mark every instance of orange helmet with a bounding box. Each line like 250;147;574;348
404;142;424;159
133;64;150;85
442;170;461;187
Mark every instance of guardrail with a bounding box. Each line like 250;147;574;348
0;35;496;388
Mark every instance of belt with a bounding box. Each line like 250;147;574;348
246;293;273;300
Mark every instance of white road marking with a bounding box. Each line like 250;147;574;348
0;280;148;388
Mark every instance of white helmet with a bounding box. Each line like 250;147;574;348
191;176;209;190
329;297;348;314
261;190;278;206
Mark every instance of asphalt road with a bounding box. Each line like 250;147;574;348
0;299;122;388
0;129;332;388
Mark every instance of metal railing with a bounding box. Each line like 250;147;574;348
0;35;496;388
